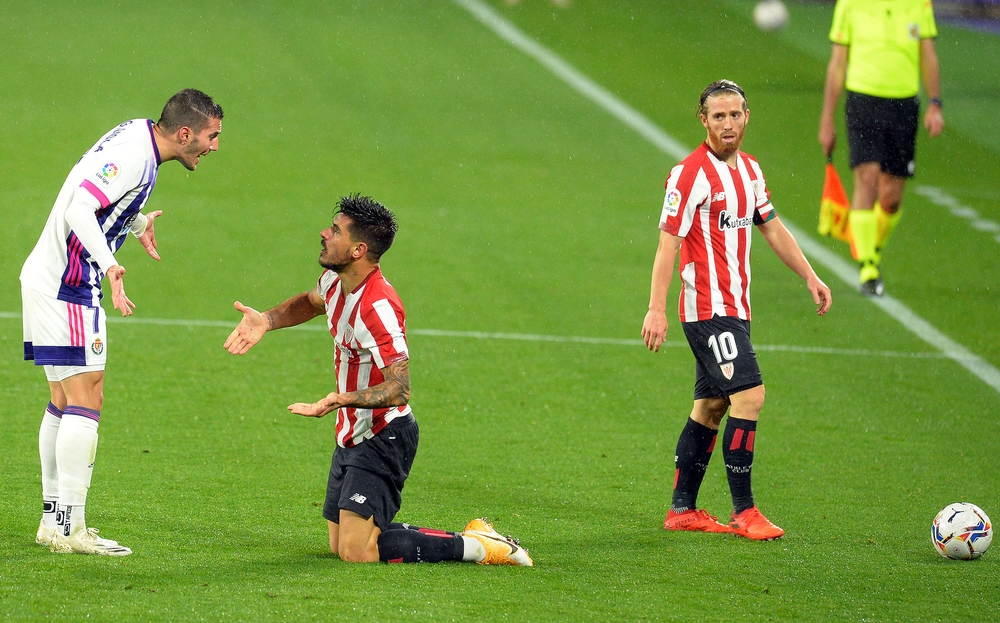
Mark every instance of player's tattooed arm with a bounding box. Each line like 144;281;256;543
287;359;411;417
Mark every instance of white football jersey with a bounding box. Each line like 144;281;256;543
20;119;161;306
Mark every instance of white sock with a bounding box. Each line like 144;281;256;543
39;404;62;529
462;535;486;562
56;503;88;537
55;406;100;534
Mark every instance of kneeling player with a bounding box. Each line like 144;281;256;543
224;194;532;565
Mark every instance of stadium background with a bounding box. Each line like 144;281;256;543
1;1;997;620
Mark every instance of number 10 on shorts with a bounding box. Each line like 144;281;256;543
707;331;739;364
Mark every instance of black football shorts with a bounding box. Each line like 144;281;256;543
845;90;919;178
681;315;763;400
323;414;418;531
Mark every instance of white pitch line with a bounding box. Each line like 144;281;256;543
914;185;1000;244
452;0;1000;395
0;311;946;360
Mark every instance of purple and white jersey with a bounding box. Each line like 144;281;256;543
20;119;161;306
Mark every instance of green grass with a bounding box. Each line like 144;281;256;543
1;1;999;621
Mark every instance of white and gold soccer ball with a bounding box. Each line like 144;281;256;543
932;502;993;560
753;0;789;32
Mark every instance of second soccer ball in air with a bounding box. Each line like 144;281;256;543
931;502;993;560
753;0;789;32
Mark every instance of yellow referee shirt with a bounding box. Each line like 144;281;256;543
830;0;938;99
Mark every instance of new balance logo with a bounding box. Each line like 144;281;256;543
349;493;367;504
712;192;726;202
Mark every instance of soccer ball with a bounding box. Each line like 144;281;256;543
931;503;993;560
753;0;789;32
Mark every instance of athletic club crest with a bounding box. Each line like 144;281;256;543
91;338;104;355
720;362;734;380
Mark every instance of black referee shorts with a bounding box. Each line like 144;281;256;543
845;90;919;178
682;315;763;400
323;414;418;531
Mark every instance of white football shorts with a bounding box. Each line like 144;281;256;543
22;284;107;380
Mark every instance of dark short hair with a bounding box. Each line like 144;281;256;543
336;194;398;261
698;80;747;117
157;89;224;133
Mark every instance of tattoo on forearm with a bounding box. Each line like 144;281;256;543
347;360;410;408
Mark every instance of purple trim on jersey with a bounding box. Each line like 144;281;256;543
57;157;159;306
58;234;101;305
24;341;34;361
64;405;101;422
146;119;162;165
30;345;87;367
46;402;64;419
100;184;152;249
80;179;110;209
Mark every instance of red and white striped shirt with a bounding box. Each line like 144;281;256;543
318;267;411;448
659;143;776;323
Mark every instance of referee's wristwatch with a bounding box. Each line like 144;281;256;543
928;97;943;109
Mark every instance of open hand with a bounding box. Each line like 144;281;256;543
288;392;344;418
138;210;163;260
107;265;135;317
224;301;268;354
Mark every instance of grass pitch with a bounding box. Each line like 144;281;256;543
1;1;998;621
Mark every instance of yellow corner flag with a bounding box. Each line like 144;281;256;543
817;161;852;244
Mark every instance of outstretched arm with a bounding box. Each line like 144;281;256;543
758;216;832;316
641;230;682;352
288;359;411;417
224;288;325;355
819;43;849;158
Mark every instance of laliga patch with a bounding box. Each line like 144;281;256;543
720;362;734;380
95;161;121;187
91;338;104;355
663;188;683;217
908;23;920;40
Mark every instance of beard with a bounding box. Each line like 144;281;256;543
708;127;744;159
319;258;348;271
319;242;349;272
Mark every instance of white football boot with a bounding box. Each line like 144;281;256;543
50;528;132;556
36;521;57;546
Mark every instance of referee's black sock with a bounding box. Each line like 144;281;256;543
377;527;464;563
723;417;757;514
670;418;718;513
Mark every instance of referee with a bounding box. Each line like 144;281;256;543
818;0;944;296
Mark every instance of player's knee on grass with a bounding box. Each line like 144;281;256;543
336;511;381;563
338;543;379;563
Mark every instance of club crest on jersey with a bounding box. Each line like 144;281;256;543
718;210;754;231
720;362;734;380
96;162;120;187
663;188;683;217
91;338;104;355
